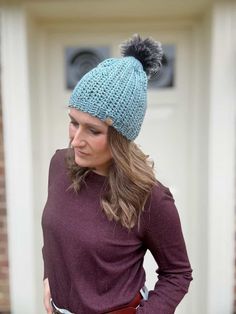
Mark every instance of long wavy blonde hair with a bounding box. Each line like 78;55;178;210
66;126;157;229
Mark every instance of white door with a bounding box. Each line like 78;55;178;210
35;26;202;314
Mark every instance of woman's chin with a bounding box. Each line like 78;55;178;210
74;156;90;168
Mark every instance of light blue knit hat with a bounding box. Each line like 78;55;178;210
69;34;163;140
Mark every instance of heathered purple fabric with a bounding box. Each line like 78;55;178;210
41;149;193;314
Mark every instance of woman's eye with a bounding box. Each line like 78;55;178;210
70;121;79;127
90;129;101;135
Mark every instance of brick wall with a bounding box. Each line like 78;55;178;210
234;146;236;314
235;230;236;313
0;103;10;313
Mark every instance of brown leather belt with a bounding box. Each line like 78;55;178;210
105;292;142;314
51;292;142;314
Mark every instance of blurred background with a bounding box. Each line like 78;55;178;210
0;0;235;313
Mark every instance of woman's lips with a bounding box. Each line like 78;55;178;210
74;149;89;157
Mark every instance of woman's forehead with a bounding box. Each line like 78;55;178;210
68;108;107;127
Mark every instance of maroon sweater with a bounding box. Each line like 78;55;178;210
41;149;193;314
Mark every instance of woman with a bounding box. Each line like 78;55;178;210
42;34;193;314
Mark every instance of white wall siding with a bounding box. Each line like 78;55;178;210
207;2;236;314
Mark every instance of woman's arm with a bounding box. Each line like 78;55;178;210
137;185;193;313
42;152;58;313
42;247;53;313
42;246;48;281
43;278;53;314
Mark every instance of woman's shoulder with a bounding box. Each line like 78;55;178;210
143;180;176;217
150;179;174;203
47;148;71;187
50;148;69;163
141;180;180;235
49;148;70;173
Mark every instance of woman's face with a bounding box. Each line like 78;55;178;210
68;108;112;176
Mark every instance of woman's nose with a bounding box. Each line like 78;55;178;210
71;128;86;148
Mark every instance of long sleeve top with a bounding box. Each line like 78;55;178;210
41;149;193;314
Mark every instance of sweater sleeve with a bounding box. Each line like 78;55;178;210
41;150;62;281
137;184;193;314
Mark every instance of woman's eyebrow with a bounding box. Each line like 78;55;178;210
68;113;77;121
68;113;104;129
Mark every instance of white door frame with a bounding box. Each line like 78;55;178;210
0;5;37;314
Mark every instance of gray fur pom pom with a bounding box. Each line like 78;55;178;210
121;34;163;79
